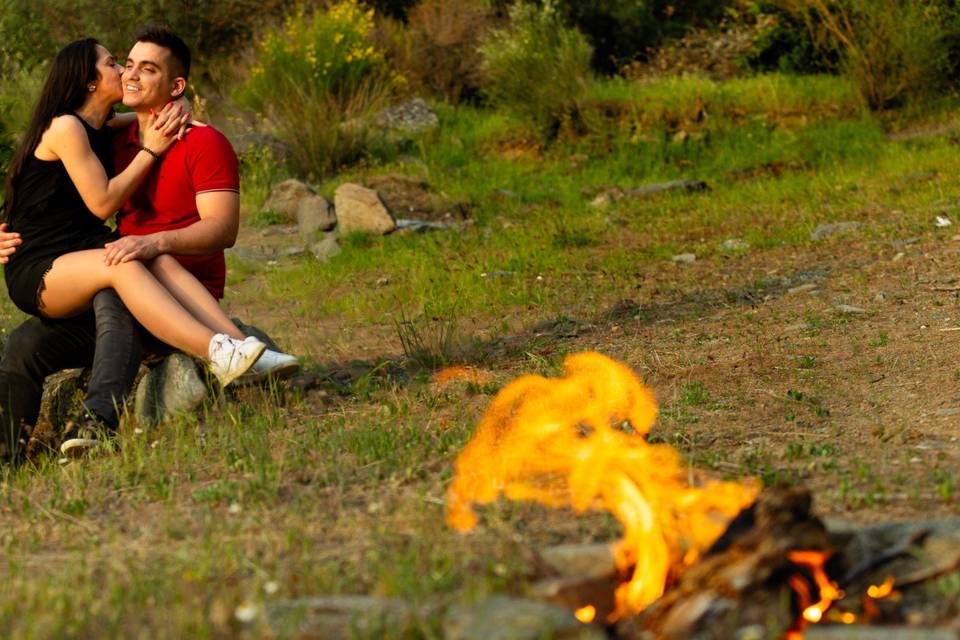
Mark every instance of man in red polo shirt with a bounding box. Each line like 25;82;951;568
0;27;296;462
104;31;240;300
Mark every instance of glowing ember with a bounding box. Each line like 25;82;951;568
432;366;492;385
867;575;895;599
574;605;596;624
445;352;759;620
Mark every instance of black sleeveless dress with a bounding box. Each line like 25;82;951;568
4;115;119;315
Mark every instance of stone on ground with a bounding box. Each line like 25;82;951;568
310;232;342;262
539;543;617;580
38;368;87;431
810;221;863;241
264;179;315;222
133;353;207;427
365;174;469;222
444;596;605;640
266;595;415;639
296;194;336;242
374;98;439;134
334;183;396;235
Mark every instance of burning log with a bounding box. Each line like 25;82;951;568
616;485;834;639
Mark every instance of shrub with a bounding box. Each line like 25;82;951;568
555;0;734;75
744;3;840;74
0;63;44;188
771;0;956;109
479;1;593;139
237;2;396;177
403;0;495;103
0;0;295;88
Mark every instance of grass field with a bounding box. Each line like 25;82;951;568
1;73;959;637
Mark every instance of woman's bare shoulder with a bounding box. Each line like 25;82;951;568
37;114;87;159
46;113;86;138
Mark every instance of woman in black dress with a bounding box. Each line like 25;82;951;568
2;39;272;387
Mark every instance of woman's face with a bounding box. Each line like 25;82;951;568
93;44;123;103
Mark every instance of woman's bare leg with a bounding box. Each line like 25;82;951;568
146;255;244;340
39;250;214;357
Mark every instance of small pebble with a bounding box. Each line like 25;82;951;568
234;602;258;623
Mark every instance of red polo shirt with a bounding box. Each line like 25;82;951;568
113;123;239;299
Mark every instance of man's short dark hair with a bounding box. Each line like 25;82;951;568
133;25;191;80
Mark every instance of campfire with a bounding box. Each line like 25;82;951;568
446;352;960;638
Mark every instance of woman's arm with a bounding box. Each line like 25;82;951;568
41;109;185;219
106;111;136;128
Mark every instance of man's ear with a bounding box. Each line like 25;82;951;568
170;77;187;99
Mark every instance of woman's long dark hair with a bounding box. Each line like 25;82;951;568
1;38;100;222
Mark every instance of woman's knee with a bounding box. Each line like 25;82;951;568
146;254;179;275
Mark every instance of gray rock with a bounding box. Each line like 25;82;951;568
334;183;396;235
720;238;749;252
374;98;439;134
394;218;454;233
810;221;863;241
788;283;818;294
264;179;315;222
267;595;415;639
277;246;306;258
226;246;271;263
835;304;868;315
626;179;708;196
589;193;614;210
310;233;342;263
539;543;616;580
444;596;605;640
133;353;207;427
589;181;708;209
296;194;336;242
365;174;470;222
37;368;87;431
672;253;697;264
935;407;960;417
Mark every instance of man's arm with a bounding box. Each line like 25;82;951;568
101;191;239;265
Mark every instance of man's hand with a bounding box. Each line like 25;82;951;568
0;223;22;264
103;234;162;265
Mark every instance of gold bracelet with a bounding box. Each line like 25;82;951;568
140;145;160;160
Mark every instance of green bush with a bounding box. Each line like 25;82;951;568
479;1;593;139
553;0;734;75
237;2;396;177
401;0;495;103
770;0;957;110
0;0;295;88
744;4;840;74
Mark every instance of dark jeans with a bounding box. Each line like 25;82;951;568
0;289;143;463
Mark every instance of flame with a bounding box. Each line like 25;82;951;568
445;352;759;619
575;605;596;623
867;576;895;599
787;550;843;636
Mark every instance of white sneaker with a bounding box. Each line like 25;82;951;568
238;344;301;385
208;334;266;387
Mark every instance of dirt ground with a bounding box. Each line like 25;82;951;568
230;221;960;527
